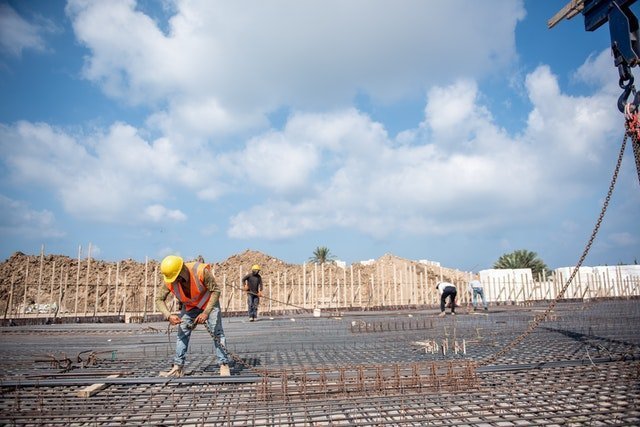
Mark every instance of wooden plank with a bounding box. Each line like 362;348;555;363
76;374;120;398
548;0;585;29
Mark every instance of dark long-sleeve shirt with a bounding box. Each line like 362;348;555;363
242;272;263;294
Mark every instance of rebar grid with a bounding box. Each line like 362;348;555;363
1;300;639;425
1;361;638;425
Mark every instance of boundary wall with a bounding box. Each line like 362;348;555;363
2;259;639;321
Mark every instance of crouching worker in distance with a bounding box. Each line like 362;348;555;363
436;281;457;317
156;255;231;377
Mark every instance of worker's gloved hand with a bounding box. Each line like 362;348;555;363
168;314;181;325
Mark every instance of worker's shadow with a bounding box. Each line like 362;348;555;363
204;357;262;375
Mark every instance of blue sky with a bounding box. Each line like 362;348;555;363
0;0;638;271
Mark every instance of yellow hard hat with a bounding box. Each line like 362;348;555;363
161;255;184;283
251;264;260;271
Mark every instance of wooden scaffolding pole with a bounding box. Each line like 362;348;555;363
5;273;15;319
74;245;81;317
343;267;347;308
393;265;398;306
106;267;111;314
94;275;100;317
357;269;362;306
49;260;56;309
114;262;120;314
143;257;148;315
122;273;128;317
349;264;354;307
83;243;92;315
36;245;44;316
59;269;68;317
303;263;307;308
153;264;158;314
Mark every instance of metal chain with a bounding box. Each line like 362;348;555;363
624;102;640;186
479;132;628;367
633;132;640;186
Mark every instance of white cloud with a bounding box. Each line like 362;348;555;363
66;0;524;136
238;133;319;194
0;121;221;224
0;47;622;244
229;60;621;240
66;0;181;103
523;65;619;165
2;1;630;255
144;204;187;222
425;80;480;134
146;97;268;140
0;195;64;239
0;3;53;57
0;121;95;190
573;49;619;89
422;79;498;151
229;201;326;239
284;109;389;153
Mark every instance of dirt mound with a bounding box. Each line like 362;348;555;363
212;249;298;280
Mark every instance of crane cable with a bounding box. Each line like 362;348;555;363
479;114;634;367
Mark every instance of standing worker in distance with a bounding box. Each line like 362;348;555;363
242;264;263;322
436;281;457;317
468;275;488;311
156;255;231;377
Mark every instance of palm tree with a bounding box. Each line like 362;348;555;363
308;246;337;264
493;249;550;277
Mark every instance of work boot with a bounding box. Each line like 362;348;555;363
451;312;456;316
159;365;184;377
219;364;231;376
438;312;446;317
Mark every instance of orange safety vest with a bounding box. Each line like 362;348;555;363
166;262;212;311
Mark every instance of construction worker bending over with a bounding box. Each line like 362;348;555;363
156;255;231;377
468;276;488;311
436;282;457;317
242;264;263;322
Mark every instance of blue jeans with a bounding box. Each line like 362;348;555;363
174;304;229;367
471;288;488;309
247;294;260;318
